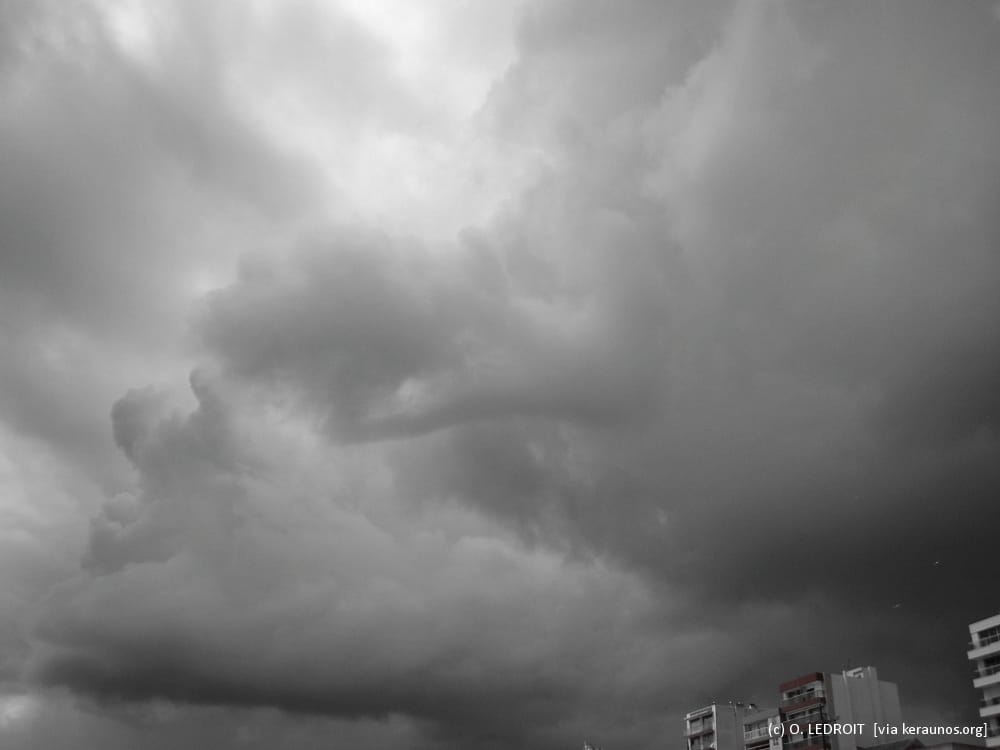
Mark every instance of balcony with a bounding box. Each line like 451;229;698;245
745;727;779;742
974;663;1000;688
982;698;1000;718
780;694;825;712
973;632;1000;649
785;739;827;746
785;709;825;724
988;717;1000;749
783;738;829;750
970;633;1000;659
795;719;833;736
687;727;716;739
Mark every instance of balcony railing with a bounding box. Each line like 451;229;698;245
971;632;1000;649
780;694;825;709
974;663;1000;679
783;738;829;750
785;713;826;730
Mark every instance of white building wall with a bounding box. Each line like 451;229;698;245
970;613;1000;748
826;667;903;750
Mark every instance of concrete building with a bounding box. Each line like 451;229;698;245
826;667;904;750
686;702;770;750
685;703;720;750
743;706;783;750
969;612;1000;748
684;668;903;750
777;671;830;750
860;741;982;750
777;667;903;750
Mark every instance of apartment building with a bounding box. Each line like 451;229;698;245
684;667;904;750
969;611;1000;748
778;667;903;750
686;702;771;750
743;706;783;750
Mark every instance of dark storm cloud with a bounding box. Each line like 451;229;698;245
6;0;1000;748
198;225;664;441
25;368;719;748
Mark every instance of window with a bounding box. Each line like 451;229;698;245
974;626;1000;650
782;684;824;706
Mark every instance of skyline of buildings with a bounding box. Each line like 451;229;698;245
682;637;1000;750
685;667;904;750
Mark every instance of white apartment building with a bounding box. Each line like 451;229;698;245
686;702;766;750
969;612;1000;748
743;706;783;750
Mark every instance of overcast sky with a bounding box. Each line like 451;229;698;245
2;1;999;748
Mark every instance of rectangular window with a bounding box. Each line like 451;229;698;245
977;626;1000;647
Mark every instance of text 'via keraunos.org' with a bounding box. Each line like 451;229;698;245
767;722;989;740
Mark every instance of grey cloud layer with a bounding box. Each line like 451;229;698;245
199;225;664;441
4;1;1000;748
29;367;702;748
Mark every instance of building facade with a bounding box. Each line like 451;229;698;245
743;706;783;750
684;667;905;750
778;667;903;750
686;702;772;750
969;612;1000;748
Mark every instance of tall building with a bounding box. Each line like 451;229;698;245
969;611;1000;748
778;667;903;750
778;671;830;750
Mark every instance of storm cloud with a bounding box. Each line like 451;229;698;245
2;1;999;748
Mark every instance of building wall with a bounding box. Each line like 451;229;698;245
686;704;718;750
688;668;908;750
969;613;1000;748
686;702;771;750
771;668;902;750
826;667;904;750
716;705;741;750
743;707;782;750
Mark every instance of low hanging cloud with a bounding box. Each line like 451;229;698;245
26;367;721;748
